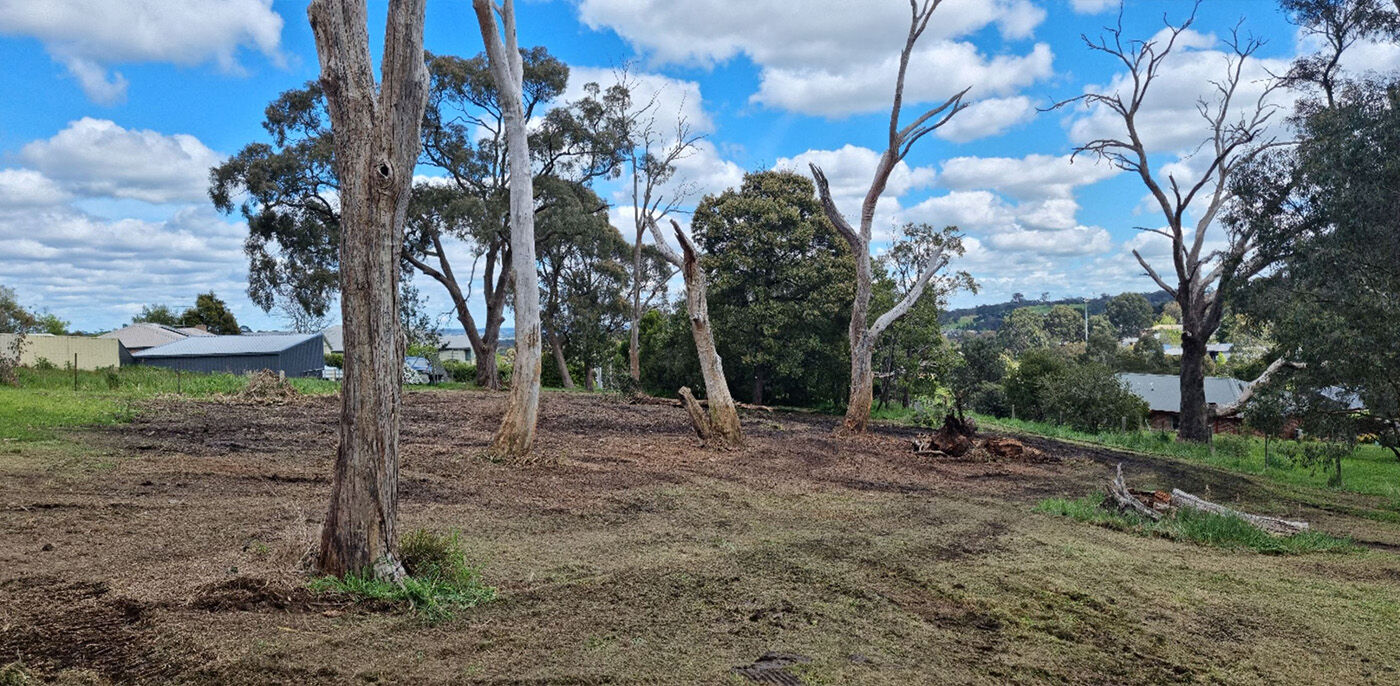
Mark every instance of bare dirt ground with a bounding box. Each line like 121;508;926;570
3;389;1400;684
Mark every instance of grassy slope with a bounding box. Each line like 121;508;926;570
0;367;338;441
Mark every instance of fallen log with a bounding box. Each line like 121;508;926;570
678;386;714;443
1169;489;1309;536
1104;463;1162;520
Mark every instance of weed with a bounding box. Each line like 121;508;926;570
1035;494;1359;555
0;662;36;686
309;529;496;620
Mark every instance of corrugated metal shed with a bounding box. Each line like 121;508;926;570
1117;373;1247;413
133;334;325;377
439;334;475;362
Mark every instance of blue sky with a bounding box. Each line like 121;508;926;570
1;0;1395;333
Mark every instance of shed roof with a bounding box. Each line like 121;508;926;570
322;325;343;353
100;323;210;349
134;333;321;358
1117;372;1248;414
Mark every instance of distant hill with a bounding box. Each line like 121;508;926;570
941;291;1174;332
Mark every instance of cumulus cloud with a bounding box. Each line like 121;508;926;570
20;118;223;204
936;96;1037;142
0;0;284;103
938;153;1119;201
0;169;72;207
577;0;1053;118
1070;0;1119;14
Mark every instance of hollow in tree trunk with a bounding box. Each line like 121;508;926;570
309;0;429;579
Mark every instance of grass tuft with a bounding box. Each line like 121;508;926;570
1035;494;1359;555
309;529;496;620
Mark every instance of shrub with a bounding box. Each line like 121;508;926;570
443;360;474;383
1212;432;1252;459
324;352;344;369
32;357;55;371
104;368;121;390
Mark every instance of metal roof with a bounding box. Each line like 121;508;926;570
322;325;344;353
440;334;474;350
100;323;207;350
133;333;322;358
1117;372;1248;414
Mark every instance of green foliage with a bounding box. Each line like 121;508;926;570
1044;304;1083;344
34;313;68;336
1105;293;1154;337
1035;495;1358;555
133;304;181;326
180;292;241;335
1117;335;1171;374
442;360;475;383
996;308;1049;354
324;352;344;369
695;170;855;406
0;285;38;334
309;529;496;620
635;306;702;397
1002;348;1147;431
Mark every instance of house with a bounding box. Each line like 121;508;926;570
133;333;325;377
438;334;475;363
321;325;344;355
0;333;131;370
100;323;212;353
1117;372;1249;434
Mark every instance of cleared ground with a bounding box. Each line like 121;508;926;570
3;389;1400;684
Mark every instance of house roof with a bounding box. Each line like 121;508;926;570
100;323;209;350
322;325;343;353
1117;372;1248;414
440;334;473;351
133;333;321;358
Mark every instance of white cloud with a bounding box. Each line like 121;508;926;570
20;118;223;204
0;0;283;103
578;0;1053;118
938;153;1120;201
937;96;1037;142
564;66;714;134
0;169;72;207
775;145;936;199
987;225;1111;255
1070;0;1118;14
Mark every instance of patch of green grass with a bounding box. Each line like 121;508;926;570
978;413;1400;503
1035;494;1360;554
0;387;133;441
309;529;496;620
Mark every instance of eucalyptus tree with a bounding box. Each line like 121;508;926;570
809;0;970;433
1048;6;1284;442
213;51;631;390
306;0;429;580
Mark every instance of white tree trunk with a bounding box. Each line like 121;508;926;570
475;0;542;459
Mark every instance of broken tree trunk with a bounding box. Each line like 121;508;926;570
679;386;715;444
1104;464;1164;521
1169;489;1309;536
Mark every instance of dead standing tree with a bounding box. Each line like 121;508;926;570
474;0;543;459
308;0;430;579
810;0;969;434
627;107;699;383
648;218;744;447
1048;7;1283;442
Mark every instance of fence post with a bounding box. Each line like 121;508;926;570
73;353;78;391
177;369;182;394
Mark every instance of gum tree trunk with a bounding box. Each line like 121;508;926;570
476;0;542;459
1178;335;1210;442
308;0;429;579
663;220;743;447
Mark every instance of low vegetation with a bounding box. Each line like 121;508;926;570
308;528;496;620
1034;494;1359;555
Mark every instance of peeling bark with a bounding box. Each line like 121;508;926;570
475;0;542;459
308;0;429;579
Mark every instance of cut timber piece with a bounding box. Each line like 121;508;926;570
1169;489;1309;536
1105;463;1163;520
